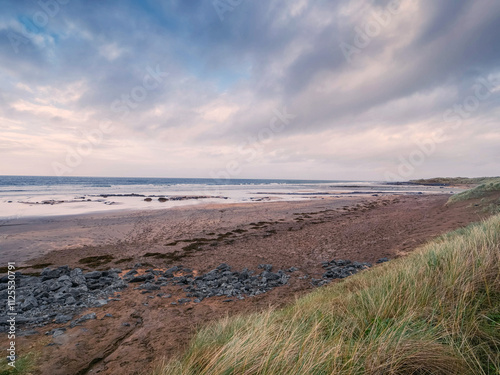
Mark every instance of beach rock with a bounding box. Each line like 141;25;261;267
84;271;102;279
165;266;179;274
0;266;128;332
41;268;63;280
93;299;108;307
124;269;138;277
176;263;289;300
54;314;73;324
376;258;389;264
320;259;372;283
70;312;97;327
71;275;87;286
57;275;71;282
20;296;38;311
0;261;294;331
52;328;66;337
129;274;154;283
138;283;160;291
18;330;39;337
258;264;273;271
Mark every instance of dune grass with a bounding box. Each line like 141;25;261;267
0;351;37;375
410;177;500;186
156;214;500;375
447;179;500;204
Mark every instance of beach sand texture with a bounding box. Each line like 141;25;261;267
4;192;498;375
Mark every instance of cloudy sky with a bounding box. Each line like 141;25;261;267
1;0;499;181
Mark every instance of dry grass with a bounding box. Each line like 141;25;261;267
155;214;500;375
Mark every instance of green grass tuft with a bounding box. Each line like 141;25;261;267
411;177;500;186
448;178;500;204
0;352;38;375
155;214;500;375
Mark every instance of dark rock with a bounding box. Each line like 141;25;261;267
129;274;154;283
84;271;102;279
320;259;372;282
93;299;108;307
70;274;87;286
20;296;38;310
70;268;83;277
54;314;72;324
258;264;273;271
172;276;188;284
18;330;39;337
165;266;180;274
261;271;279;281
65;296;76;305
71;312;97;327
376;258;389;264
217;263;230;271
57;275;71;282
138;283;160;291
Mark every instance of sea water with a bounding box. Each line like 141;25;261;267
0;176;457;219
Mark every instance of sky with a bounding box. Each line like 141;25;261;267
0;0;499;181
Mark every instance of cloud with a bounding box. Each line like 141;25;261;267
0;0;499;179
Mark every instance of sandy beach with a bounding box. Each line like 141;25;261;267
4;192;497;375
3;1;500;372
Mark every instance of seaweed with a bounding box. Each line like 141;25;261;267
78;255;114;267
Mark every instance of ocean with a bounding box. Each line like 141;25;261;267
0;176;457;219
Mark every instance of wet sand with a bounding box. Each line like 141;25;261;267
0;196;374;266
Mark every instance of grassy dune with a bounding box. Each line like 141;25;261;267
410;177;500;186
157;214;500;375
447;179;500;204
